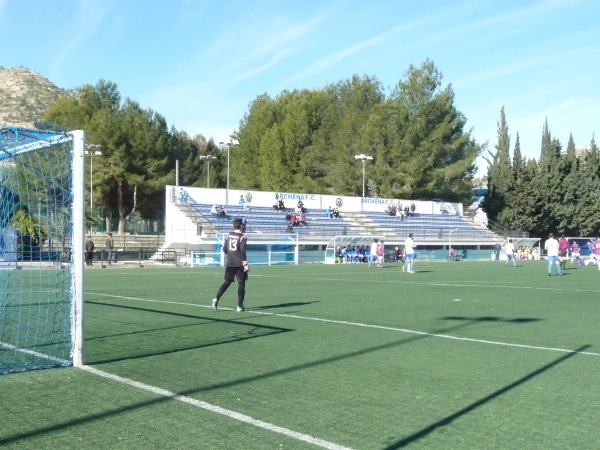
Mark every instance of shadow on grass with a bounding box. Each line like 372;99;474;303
442;316;541;324
250;301;319;310
0;312;540;448
0;313;554;446
383;344;590;449
84;300;292;365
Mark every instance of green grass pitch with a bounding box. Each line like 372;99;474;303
1;259;599;449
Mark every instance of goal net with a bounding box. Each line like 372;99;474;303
0;127;85;374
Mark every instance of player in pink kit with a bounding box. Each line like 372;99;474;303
558;235;570;270
593;237;600;270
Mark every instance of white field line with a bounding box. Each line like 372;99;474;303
2;340;353;449
88;292;600;357
79;365;352;450
0;342;69;363
97;269;600;292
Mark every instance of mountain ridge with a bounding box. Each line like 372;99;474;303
0;67;64;129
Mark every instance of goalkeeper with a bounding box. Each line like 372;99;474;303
212;218;249;312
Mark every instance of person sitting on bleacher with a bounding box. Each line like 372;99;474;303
386;202;396;216
325;206;334;219
273;199;285;210
396;208;405;220
217;205;227;219
290;214;298;226
297;213;308;226
332;207;341;219
296;200;306;213
210;204;219;217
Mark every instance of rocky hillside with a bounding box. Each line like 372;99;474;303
0;67;64;129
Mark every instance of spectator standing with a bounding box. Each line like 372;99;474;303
545;233;562;276
85;236;95;266
239;195;248;211
494;242;501;260
241;216;248;232
105;233;115;264
212;218;249;312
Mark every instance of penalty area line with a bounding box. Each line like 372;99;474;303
80;365;353;450
88;292;600;358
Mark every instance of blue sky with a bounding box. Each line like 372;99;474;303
1;0;598;175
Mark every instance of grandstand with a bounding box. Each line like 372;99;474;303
158;185;506;265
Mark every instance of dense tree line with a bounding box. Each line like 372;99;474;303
43;60;482;233
45;80;203;233
483;107;599;237
234;60;481;203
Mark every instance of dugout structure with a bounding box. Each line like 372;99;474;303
0;127;85;374
325;235;387;263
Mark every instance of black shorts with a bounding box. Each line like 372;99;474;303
224;266;248;283
559;250;568;257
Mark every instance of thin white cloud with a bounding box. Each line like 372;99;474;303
51;0;114;74
278;17;432;89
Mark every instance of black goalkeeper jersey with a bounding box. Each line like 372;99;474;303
223;231;247;267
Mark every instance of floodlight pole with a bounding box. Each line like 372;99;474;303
354;154;373;197
200;155;217;188
85;145;102;233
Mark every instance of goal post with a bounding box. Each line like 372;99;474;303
0;127;85;374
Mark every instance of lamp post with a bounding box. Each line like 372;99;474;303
354;154;373;197
85;145;102;232
200;155;217;188
219;139;238;190
218;142;230;190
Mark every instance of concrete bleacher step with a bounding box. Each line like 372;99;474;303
175;202;502;242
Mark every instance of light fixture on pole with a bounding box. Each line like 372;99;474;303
219;139;238;190
218;142;230;190
354;153;373;197
200;155;217;188
85;145;102;232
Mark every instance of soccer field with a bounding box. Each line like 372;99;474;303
1;260;599;449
